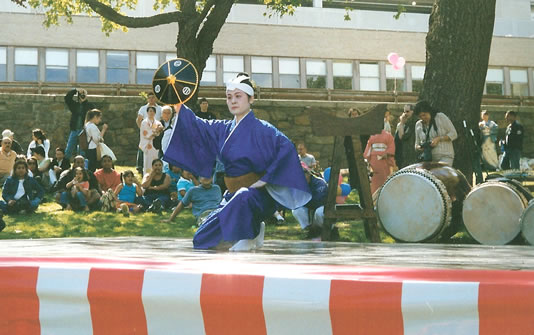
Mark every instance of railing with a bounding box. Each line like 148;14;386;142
0;81;533;106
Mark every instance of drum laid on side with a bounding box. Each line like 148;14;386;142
463;178;533;245
376;162;470;242
521;200;534;245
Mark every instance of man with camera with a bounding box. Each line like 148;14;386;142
64;88;95;160
414;100;457;166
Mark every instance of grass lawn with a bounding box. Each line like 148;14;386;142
0;165;479;244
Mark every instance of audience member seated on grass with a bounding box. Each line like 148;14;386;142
177;170;198;202
164;164;182;206
114;170;144;216
0;160;44;220
2;129;24;155
0;137;17;185
26;128;51;159
164;176;222;224
50;147;70;182
31;146;53;190
94;155;121;193
27;157;41;180
63;167;91;212
55;155;102;210
141;159;171;213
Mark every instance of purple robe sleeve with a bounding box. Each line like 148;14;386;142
163;105;228;178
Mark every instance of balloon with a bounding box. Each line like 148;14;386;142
392;56;406;70
387;52;399;65
340;183;351;196
323;167;342;185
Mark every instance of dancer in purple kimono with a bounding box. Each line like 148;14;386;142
164;73;311;251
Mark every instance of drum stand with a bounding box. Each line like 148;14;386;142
310;104;386;242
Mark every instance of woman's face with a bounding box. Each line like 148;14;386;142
226;89;253;117
418;111;431;124
75;169;83;180
32;134;37;142
93;115;102;125
27;160;37;171
482;114;489;122
147;109;156;120
15;164;27;178
152;161;163;173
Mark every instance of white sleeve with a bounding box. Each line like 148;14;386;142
27;141;35;158
44;139;50;158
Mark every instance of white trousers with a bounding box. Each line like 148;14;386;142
292;206;324;229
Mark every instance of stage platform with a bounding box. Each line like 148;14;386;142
1;237;533;334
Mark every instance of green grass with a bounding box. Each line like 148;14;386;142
0;165;477;244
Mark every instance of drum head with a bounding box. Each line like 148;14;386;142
377;170;449;242
463;182;525;245
152;58;199;105
521;201;534;245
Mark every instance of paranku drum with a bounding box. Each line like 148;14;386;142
463;178;533;245
520;200;534;245
376;162;471;242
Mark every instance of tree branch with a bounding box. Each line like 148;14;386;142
196;0;234;59
81;0;183;28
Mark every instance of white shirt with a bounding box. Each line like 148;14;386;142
26;139;51;159
85;122;101;150
138;104;162;121
14;180;25;200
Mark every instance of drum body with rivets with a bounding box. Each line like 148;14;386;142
520;200;534;245
376;162;471;242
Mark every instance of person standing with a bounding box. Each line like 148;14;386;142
500;110;524;170
364;128;396;194
139;106;162;175
479;110;499;170
84;109;108;173
297;143;317;170
136;92;162;175
414;100;458;167
195;97;217;120
394;104;418;168
64;88;95;159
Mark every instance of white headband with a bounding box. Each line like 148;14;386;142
226;76;254;96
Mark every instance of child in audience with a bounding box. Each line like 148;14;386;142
66;167;90;211
164;164;182;206
114;170;144;216
177;170;198;202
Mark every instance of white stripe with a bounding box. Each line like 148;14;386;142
36;267;93;335
402;281;479;335
263;277;332;335
142;270;205;335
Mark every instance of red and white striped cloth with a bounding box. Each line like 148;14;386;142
0;257;533;335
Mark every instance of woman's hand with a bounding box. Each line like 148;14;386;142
431;137;441;147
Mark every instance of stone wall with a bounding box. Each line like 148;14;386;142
0;93;532;168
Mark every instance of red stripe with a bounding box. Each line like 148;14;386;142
200;274;266;335
479;279;534;335
87;268;147;335
330;279;403;335
0;267;40;335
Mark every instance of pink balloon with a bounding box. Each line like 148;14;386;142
392;56;406;70
387;52;399;65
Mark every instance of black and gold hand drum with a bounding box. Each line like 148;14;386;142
152;58;199;105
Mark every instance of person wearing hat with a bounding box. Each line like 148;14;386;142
1;130;23;155
164;72;311;251
0;137;17;185
64;88;95;159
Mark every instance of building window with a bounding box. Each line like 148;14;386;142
333;61;353;90
386;64;405;92
485;68;504;95
359;63;379;91
106;51;129;84
510;69;529;96
0;47;6;81
45;49;68;82
15;48;38;81
166;53;176;62
306;59;326;89
223;55;243;83
136;52;158;84
411;65;425;93
200;55;216;86
77;50;99;83
251;56;272;88
279;58;300;88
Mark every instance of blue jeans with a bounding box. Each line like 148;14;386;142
501;148;521;170
65;129;81;159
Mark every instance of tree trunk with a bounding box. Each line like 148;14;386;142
420;0;496;182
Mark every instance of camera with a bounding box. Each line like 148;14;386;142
418;141;433;162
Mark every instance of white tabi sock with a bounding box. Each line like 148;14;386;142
254;222;265;248
229;239;256;252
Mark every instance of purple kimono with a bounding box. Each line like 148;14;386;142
164;105;311;249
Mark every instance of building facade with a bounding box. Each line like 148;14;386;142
0;0;533;96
